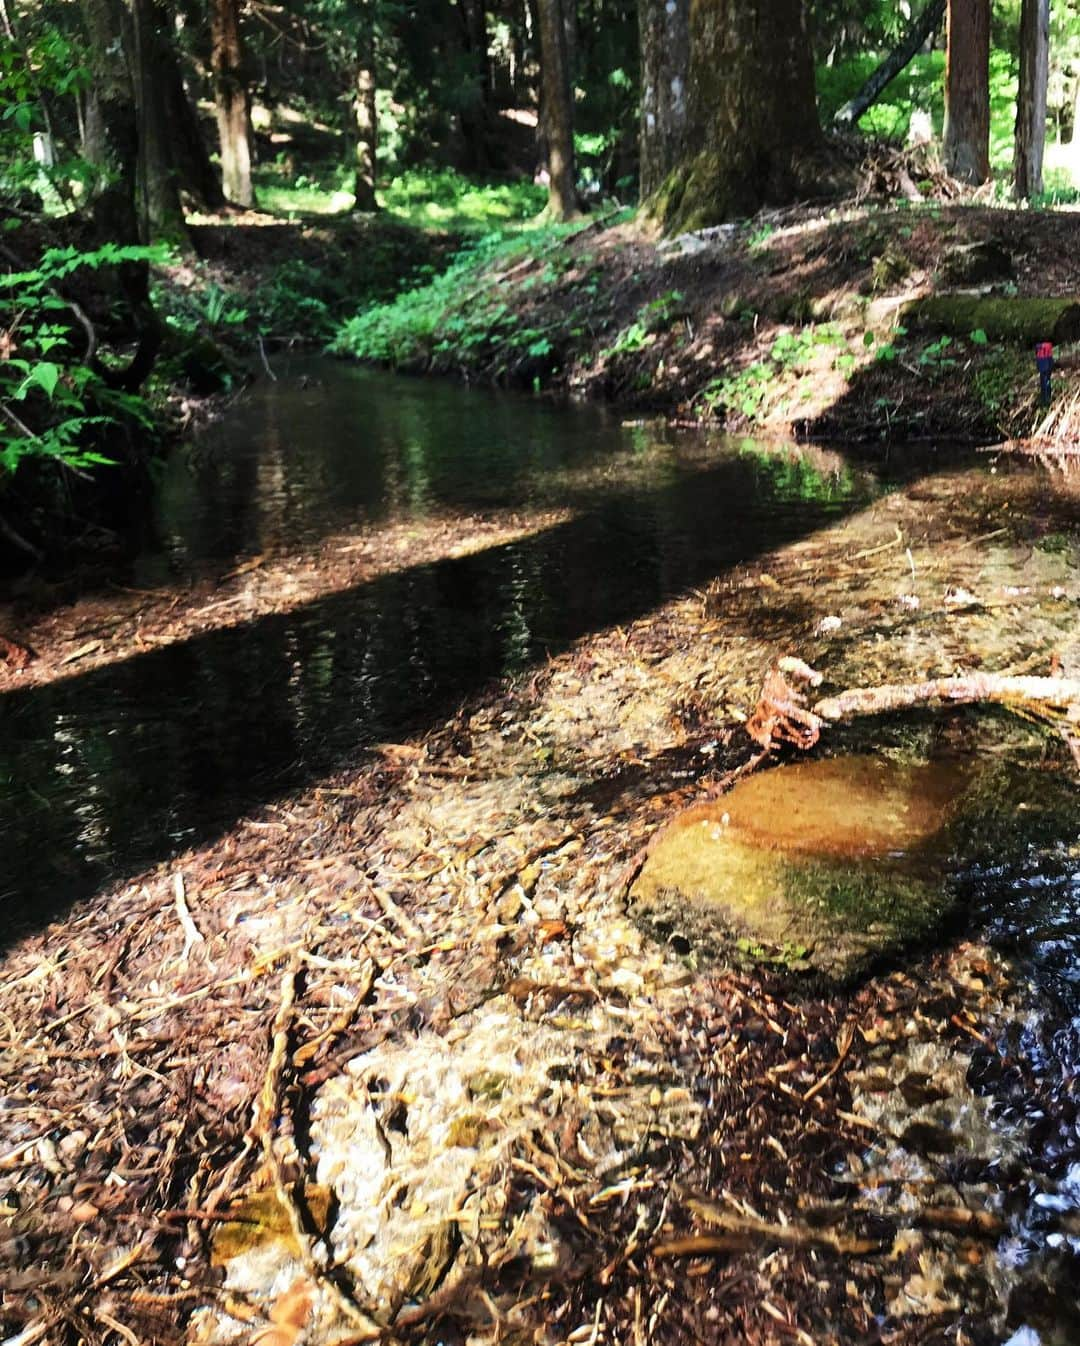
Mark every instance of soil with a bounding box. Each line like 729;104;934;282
375;202;1080;446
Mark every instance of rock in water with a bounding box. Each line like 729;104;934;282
628;755;970;983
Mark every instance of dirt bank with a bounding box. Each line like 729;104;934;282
334;202;1080;446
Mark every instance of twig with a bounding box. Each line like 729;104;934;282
172;873;204;963
256;962;382;1337
258;334;278;382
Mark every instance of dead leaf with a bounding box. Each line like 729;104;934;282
0;634;36;670
249;1277;314;1346
270;1276;314;1329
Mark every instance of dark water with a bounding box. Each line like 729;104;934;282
1;363;886;936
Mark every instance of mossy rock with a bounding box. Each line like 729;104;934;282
628;756;970;984
902;295;1080;345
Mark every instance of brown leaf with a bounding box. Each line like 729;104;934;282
270;1277;314;1329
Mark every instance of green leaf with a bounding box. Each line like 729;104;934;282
970;328;989;345
29;362;61;398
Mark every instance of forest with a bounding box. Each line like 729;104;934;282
3;2;1080;1345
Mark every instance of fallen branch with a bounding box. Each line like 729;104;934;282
834;0;946;127
813;673;1080;723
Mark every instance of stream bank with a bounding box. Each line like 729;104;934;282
3;371;1080;1345
332;202;1080;447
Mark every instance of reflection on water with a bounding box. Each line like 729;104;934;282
0;364;882;930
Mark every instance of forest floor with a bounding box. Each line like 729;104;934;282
4;425;1080;1343
328;196;1080;448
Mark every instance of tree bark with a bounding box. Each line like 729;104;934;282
132;0;190;245
160;29;227;211
457;0;492;172
80;0;140;247
943;0;990;184
638;0;689;198
79;0;161;393
642;0;820;234
1014;0;1049;199
833;0;946;126
354;27;378;213
211;0;254;207
537;0;577;219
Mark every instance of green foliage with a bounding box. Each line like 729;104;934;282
973;348;1027;415
330;218;599;375
381;170;546;231
699;324;848;421
816;51;946;140
918;334;956;369
1;244;160;475
0;29;91;210
600;321;651;360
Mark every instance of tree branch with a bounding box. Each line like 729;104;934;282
833;0;946;127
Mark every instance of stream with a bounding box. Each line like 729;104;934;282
2;361;1079;1338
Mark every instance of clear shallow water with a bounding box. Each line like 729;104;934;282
1;360;1080;1328
0;363;885;933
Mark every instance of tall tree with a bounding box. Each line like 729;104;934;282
211;0;254;207
354;8;378;211
641;0;819;233
943;0;990;184
79;0;161;389
80;0;140;246
638;0;688;198
537;0;577;218
132;0;189;244
1014;0;1049;199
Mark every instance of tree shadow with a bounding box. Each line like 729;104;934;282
0;441;950;950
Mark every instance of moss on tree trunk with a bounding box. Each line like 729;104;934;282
903;295;1080;343
642;0;820;235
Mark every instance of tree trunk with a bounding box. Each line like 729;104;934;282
354;25;378;213
833;0;946;126
161;30;227;211
79;0;161;393
943;0;990;184
1014;0;1049;199
211;0;254;207
458;0;492;172
80;0;140;246
132;0;189;245
537;0;577;218
642;0;820;234
638;0;689;198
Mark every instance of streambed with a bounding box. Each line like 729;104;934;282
1;363;1079;1344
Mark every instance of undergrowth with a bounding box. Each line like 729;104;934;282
330;216;611;380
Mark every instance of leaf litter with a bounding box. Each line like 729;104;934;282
3;450;1080;1345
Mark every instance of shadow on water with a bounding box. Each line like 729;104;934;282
0;365;956;947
